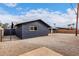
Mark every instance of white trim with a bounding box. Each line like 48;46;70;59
29;26;37;31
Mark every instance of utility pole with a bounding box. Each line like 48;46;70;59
76;3;79;36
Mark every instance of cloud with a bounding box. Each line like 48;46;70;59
20;8;76;27
0;8;76;27
0;7;18;24
0;8;22;24
16;7;29;11
16;7;23;11
0;15;22;24
4;3;17;7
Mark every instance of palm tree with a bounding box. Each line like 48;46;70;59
68;24;71;29
53;23;56;33
72;23;75;29
53;23;56;28
10;22;14;40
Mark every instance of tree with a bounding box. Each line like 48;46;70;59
2;23;9;29
0;23;3;27
68;24;71;29
0;20;3;27
53;23;56;28
72;23;75;29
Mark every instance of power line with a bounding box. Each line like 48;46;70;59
70;3;79;36
70;3;77;15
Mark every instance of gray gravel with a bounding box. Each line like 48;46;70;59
0;33;79;56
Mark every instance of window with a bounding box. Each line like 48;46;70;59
29;26;37;31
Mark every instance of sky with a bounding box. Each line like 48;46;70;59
0;3;77;27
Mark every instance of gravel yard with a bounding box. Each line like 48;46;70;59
0;33;79;56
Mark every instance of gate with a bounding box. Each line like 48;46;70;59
4;29;16;36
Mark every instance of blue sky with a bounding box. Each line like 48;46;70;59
0;3;76;15
0;3;77;27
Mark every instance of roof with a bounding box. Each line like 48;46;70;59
19;47;62;56
15;19;51;27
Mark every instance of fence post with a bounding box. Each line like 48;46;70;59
0;30;2;42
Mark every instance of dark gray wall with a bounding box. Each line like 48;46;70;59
21;21;49;39
4;29;16;36
15;25;22;39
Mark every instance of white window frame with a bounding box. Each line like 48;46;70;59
29;26;37;31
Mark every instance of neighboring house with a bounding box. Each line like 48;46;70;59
15;19;51;39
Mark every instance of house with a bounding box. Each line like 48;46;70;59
15;19;51;39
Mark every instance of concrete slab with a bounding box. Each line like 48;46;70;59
19;47;62;56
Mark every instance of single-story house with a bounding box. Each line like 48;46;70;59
15;19;52;39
